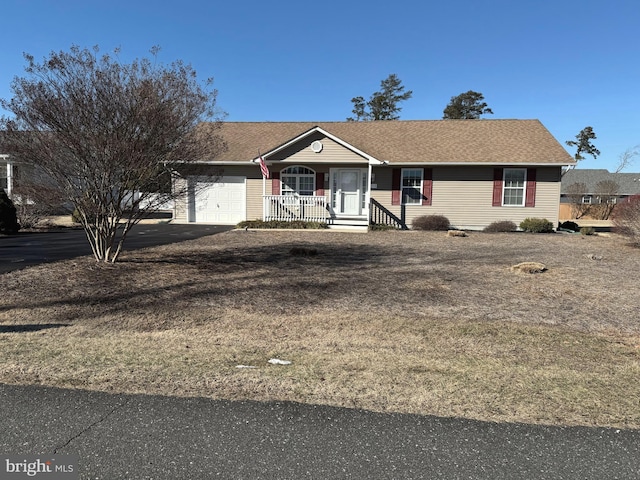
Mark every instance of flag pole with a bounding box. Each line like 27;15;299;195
259;150;266;197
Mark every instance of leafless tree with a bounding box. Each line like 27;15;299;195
0;46;225;262
591;180;619;220
565;182;591;219
615;146;640;173
613;195;640;245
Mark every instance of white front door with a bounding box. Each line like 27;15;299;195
335;169;362;215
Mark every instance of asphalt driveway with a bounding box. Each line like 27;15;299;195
0;223;233;274
0;384;638;480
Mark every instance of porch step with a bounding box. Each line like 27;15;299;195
327;224;369;231
329;217;369;226
327;217;369;231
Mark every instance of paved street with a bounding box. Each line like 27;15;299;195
0;384;638;479
0;224;232;274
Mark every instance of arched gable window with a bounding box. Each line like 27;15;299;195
280;166;315;196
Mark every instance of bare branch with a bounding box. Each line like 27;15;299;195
615;145;640;173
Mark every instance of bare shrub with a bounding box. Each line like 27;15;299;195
11;181;69;229
412;215;450;231
613;195;640;244
483;220;517;233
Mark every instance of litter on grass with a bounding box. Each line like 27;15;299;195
268;358;292;365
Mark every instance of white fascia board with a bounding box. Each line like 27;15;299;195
378;162;575;167
193;161;255;165
252;126;384;165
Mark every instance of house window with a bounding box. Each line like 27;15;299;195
402;169;423;205
503;168;526;206
280;166;315;196
581;196;592;204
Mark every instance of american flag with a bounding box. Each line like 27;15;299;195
259;154;270;179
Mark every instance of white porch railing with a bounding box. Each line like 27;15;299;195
263;195;328;222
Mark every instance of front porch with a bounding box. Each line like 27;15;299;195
262;194;369;228
261;195;406;230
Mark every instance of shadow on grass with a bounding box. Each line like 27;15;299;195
0;323;70;333
121;241;397;272
0;239;463;326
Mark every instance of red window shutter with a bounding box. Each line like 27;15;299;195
525;168;537;207
271;172;280;195
392;169;401;205
492;168;503;207
422;168;432;206
315;172;324;196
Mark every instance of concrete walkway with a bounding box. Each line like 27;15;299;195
0;384;638;479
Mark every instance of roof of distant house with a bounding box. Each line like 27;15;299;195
561;169;640;195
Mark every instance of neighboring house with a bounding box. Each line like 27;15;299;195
560;169;640;220
172;119;575;230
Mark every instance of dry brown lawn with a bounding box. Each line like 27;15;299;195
1;229;639;429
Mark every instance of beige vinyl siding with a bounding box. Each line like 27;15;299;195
271;132;368;164
246;177;264;220
371;166;562;229
173;177;188;222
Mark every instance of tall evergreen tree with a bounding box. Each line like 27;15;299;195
443;91;493;119
347;74;412;121
566;126;600;162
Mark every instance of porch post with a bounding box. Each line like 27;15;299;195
366;162;372;219
5;157;13;198
262;171;266;221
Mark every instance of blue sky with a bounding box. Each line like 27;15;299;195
1;0;639;171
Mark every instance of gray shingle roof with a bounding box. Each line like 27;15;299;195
561;169;640;195
208;119;574;166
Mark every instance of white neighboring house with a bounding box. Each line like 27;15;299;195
0;153;173;212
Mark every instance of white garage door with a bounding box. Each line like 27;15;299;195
191;176;246;224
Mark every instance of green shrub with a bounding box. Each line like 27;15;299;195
519;217;554;233
559;221;580;232
237;220;328;229
580;227;596;236
483;220;517;233
0;191;20;234
412;215;450;231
